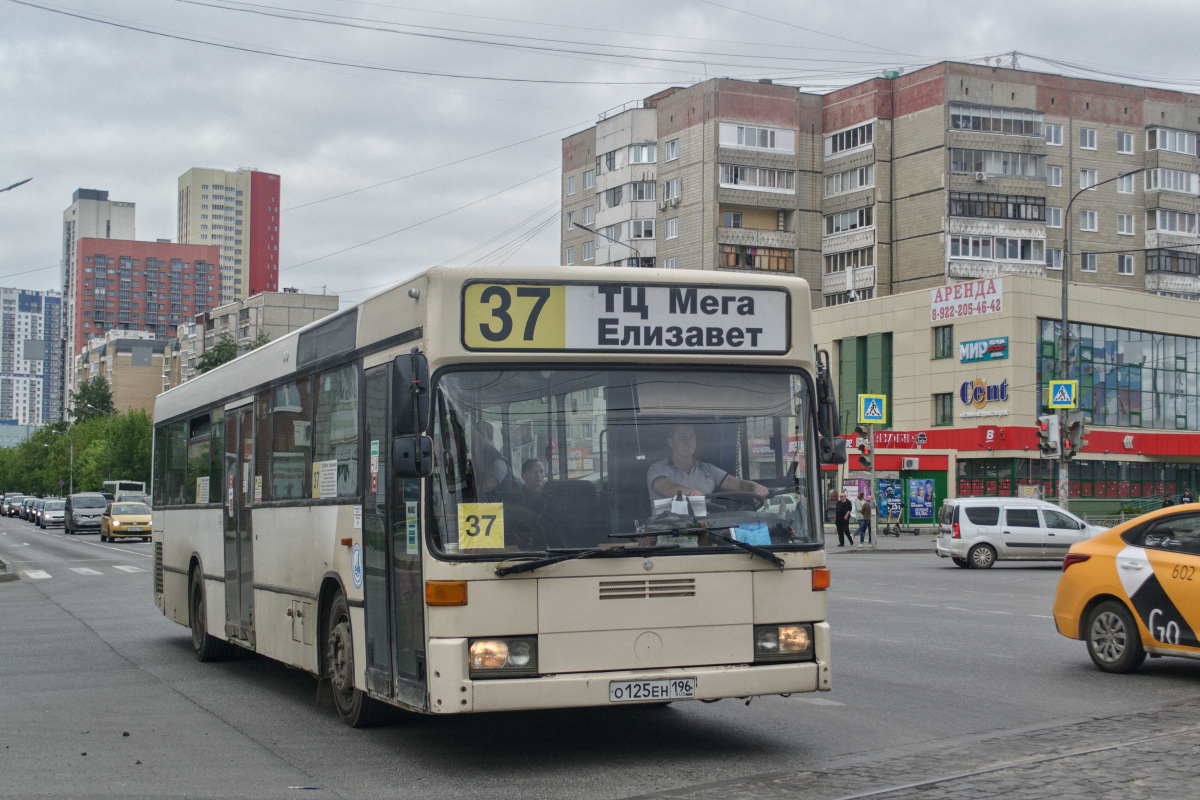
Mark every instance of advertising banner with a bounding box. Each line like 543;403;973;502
877;478;902;523
908;478;935;520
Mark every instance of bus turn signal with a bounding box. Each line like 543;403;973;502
812;568;830;591
426;580;468;606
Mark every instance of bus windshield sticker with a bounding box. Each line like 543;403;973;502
311;462;322;499
462;283;789;353
406;501;420;555
196;476;210;503
319;460;339;498
254;475;263;503
457;503;505;550
353;505;362;529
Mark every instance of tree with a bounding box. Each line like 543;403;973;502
197;331;271;374
105;409;153;486
70;376;115;422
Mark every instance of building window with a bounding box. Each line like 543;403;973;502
824;164;874;197
630;143;656;163
824;288;874;306
583;241;594;261
566;176;575;196
630;219;655;239
1045;123;1063;146
1080;127;1097;149
1080;252;1098;272
948;192;1044;221
1147;127;1197;155
825;206;873;235
605;186;622;208
1046;248;1063;271
662;257;678;269
663;178;680;200
719;245;793;272
604;151;616;172
1080;169;1097;190
994;237;1045;262
825;122;874;157
719;164;796;192
1047;166;1062;187
934;393;954;425
566;247;575;265
1147;209;1199;235
1080;209;1098;231
1145;168;1200;195
950;149;1044;179
723;211;742;228
665;139;679;161
631;181;656;201
949;235;992;259
1117;174;1134;194
1118;213;1135;236
665;218;678;239
584;169;595;189
949;105;1044;136
1117;132;1134;154
583;205;595;225
1118;254;1134;275
1146;249;1200;275
566;211;575;231
825;246;874;274
1047;206;1062;228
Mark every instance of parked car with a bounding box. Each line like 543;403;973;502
40;499;66;528
65;492;108;534
20;497;37;521
3;494;27;516
30;498;46;525
1054;504;1200;673
936;497;1106;569
100;502;152;542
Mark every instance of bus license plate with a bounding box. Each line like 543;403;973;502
609;678;695;703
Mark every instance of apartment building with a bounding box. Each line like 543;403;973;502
177;167;282;305
0;289;63;425
164;289;339;388
563;62;1200;308
74;330;171;414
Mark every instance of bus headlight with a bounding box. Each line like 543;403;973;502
468;637;538;679
753;624;814;663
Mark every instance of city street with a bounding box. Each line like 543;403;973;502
1;515;1197;799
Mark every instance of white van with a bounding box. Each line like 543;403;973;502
936;497;1106;568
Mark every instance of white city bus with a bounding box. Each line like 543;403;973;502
152;265;846;726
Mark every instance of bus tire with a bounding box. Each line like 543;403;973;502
325;591;385;728
190;571;230;662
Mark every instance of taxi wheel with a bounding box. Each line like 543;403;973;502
952;557;971;568
1086;601;1146;673
968;544;996;569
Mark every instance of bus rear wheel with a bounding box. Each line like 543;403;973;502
325;591;385;728
190;571;231;662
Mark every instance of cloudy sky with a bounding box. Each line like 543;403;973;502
3;0;1200;306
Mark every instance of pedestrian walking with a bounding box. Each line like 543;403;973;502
835;491;854;547
856;494;873;546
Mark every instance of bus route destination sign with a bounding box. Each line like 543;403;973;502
462;282;789;354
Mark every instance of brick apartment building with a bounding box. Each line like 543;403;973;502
563;61;1200;308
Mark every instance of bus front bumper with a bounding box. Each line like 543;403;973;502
426;622;831;713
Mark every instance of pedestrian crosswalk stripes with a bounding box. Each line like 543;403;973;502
16;566;148;581
69;567;104;576
113;565;145;573
20;570;51;580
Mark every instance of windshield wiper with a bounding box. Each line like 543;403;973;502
610;526;785;571
494;544;680;577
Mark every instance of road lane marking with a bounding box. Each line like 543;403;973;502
77;540;152;558
943;606;968;611
983;610;1013;615
69;567;103;576
113;565;145;573
795;697;844;706
20;570;51;580
1028;614;1054;619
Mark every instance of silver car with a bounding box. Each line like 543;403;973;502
40;499;65;528
936;497;1106;569
65;492;107;534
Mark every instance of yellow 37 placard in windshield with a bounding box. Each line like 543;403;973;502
462;283;565;350
457;503;505;549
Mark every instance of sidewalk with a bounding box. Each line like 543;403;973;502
822;525;936;555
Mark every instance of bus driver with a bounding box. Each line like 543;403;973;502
647;423;769;502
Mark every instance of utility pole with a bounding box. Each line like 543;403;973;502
869;423;877;552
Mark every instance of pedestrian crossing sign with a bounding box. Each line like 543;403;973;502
858;394;887;424
1048;380;1077;409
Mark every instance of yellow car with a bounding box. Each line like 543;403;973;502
1053;505;1200;673
100;502;152;542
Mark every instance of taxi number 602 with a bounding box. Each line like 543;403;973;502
1171;564;1195;581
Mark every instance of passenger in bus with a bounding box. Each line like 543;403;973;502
519;458;548;513
471;421;514;496
647;423;769;502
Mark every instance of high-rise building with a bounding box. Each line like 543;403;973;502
74;329;172;414
0;288;63;425
65;238;219;413
563;63;1200;307
177;167;281;305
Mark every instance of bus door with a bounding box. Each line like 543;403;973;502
223;405;255;646
362;364;426;707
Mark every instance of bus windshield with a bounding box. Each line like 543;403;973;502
428;367;818;559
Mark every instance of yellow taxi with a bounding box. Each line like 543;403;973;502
100;501;152;542
1053;505;1200;673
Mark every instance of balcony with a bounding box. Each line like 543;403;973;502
1145;271;1200;295
948;217;1045;239
822;265;876;296
948;260;1046;280
717;227;797;250
822;227;875;255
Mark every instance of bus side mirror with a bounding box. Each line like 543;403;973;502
815;348;847;466
393;352;429;435
393;435;434;478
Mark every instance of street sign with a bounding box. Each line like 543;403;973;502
1048;380;1078;409
858;394;887;424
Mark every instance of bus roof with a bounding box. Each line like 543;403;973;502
155;265;814;425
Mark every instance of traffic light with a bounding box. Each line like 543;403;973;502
1064;412;1090;460
1036;414;1060;458
853;425;873;470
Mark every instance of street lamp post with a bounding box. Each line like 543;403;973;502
1057;166;1146;509
573;221;643;266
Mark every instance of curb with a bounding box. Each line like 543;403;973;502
0;557;16;583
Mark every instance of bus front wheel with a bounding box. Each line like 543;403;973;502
325;591;385;728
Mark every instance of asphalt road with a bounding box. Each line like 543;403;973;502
1;514;1197;799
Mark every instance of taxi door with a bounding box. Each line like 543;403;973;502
1119;513;1200;654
